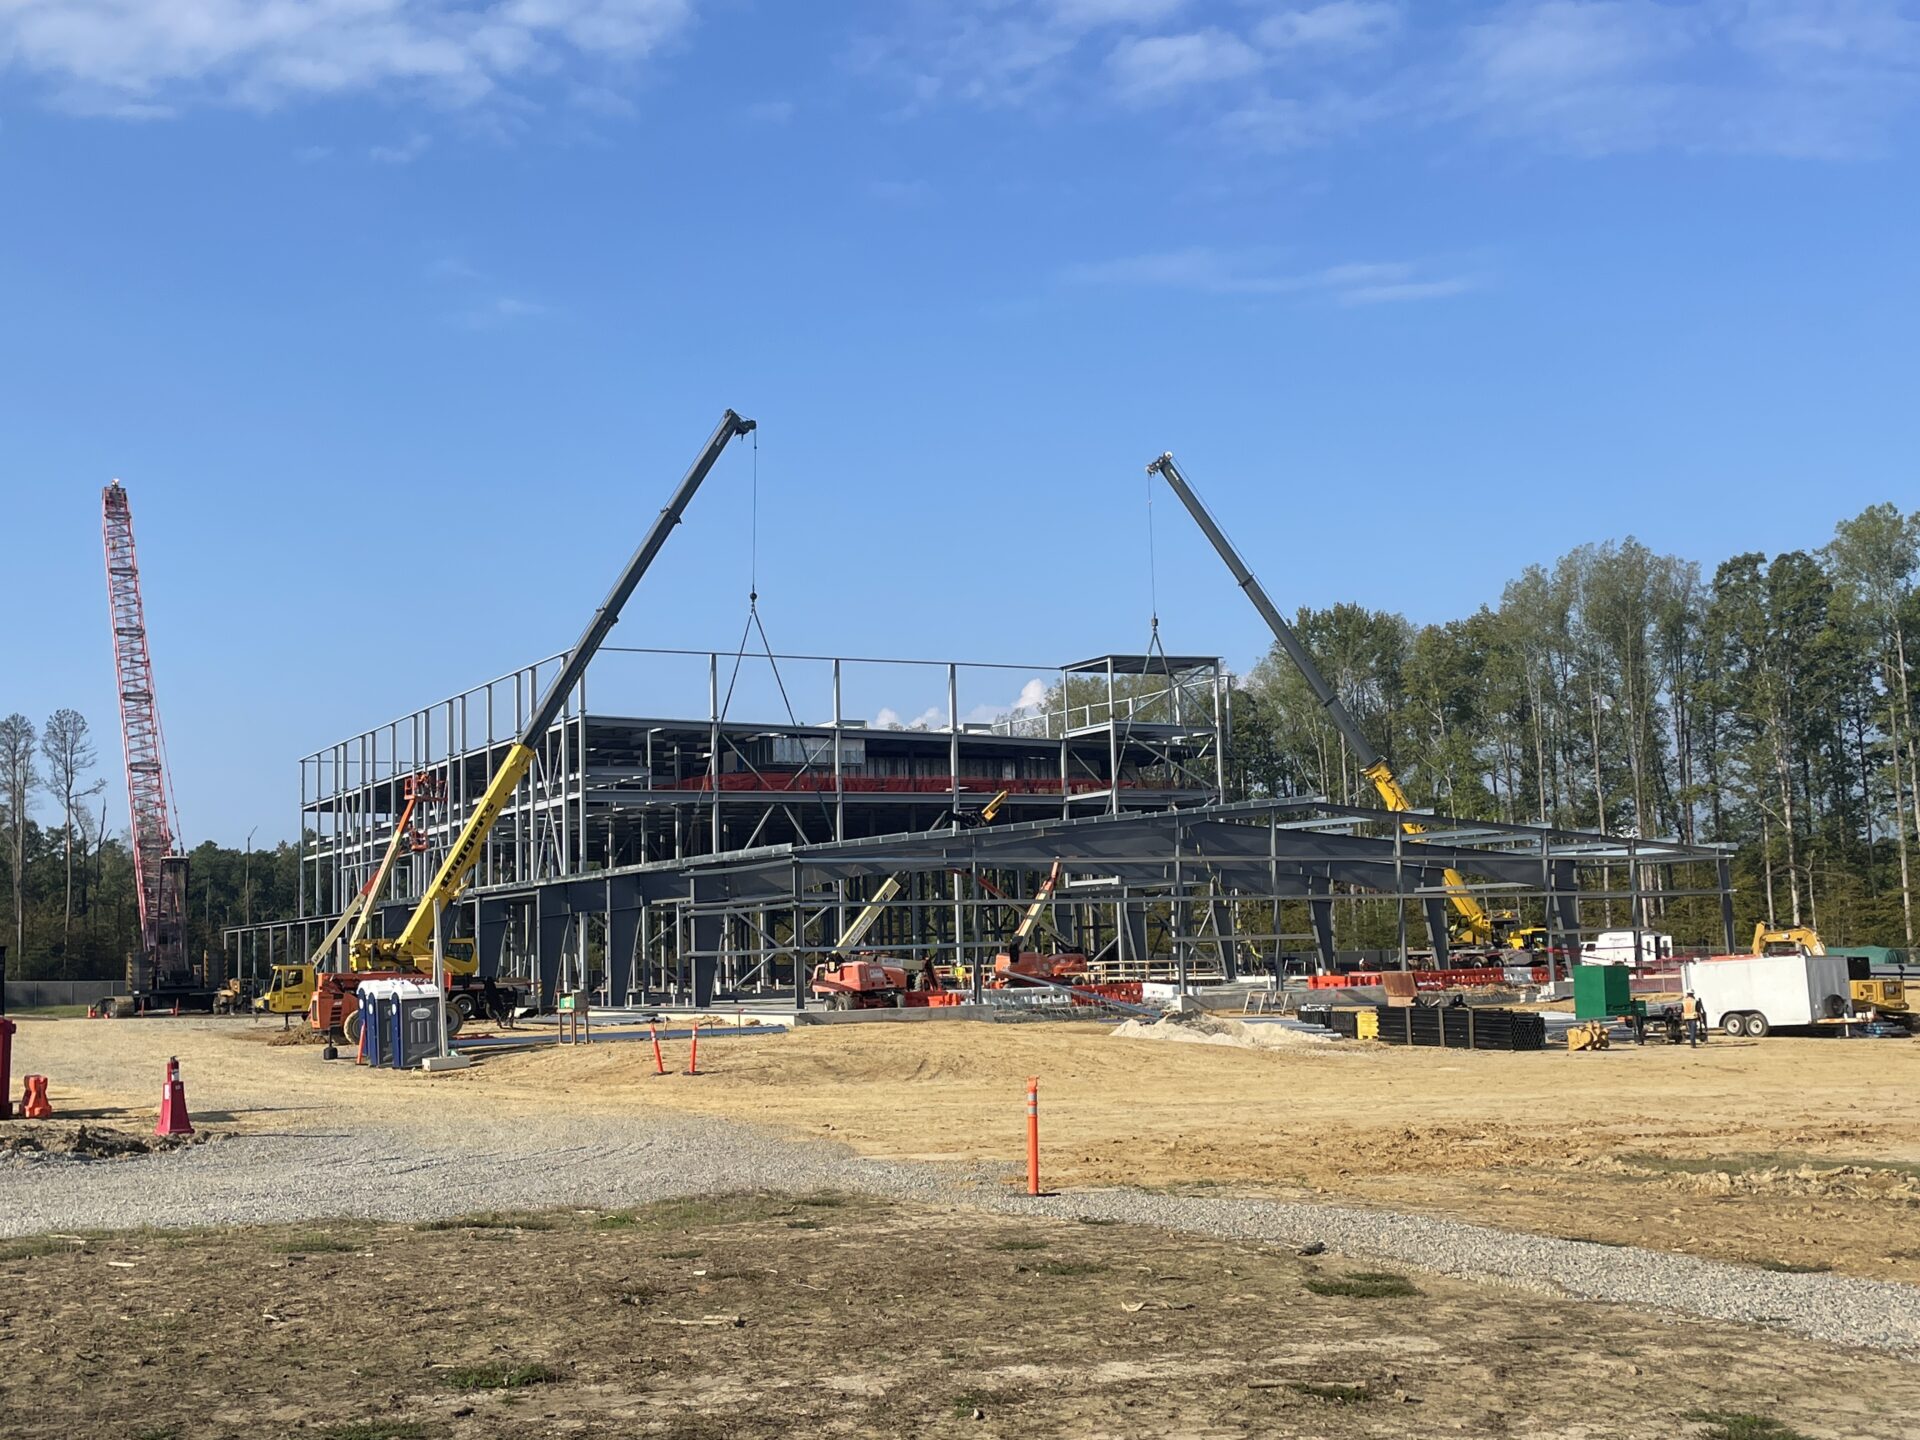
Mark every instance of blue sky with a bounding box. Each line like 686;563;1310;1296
4;0;1919;846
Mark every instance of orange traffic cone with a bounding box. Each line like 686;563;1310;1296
20;1075;51;1120
155;1057;193;1137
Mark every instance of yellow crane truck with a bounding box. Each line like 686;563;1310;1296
299;410;757;1045
1149;452;1533;952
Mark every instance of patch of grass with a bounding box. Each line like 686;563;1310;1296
626;1194;795;1231
987;1238;1048;1252
1684;1412;1812;1440
11;1004;92;1018
441;1361;560;1392
0;1236;77;1261
277;1234;360;1255
796;1192;850;1208
1020;1259;1106;1277
319;1424;427;1440
1076;1217;1119;1227
1287;1381;1372;1405
784;1219;820;1230
1750;1258;1831;1274
133;1428;182;1440
950;1390;991;1419
660;1248;703;1260
593;1211;639;1229
1304;1271;1422;1299
416;1212;556;1232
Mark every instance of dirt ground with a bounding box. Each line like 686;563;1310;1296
4;1189;1915;1440
12;1013;1920;1283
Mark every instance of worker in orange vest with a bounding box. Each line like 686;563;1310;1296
1681;991;1703;1048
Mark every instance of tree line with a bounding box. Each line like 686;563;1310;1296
0;709;298;981
1224;503;1920;949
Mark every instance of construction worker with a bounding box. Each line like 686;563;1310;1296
1681;990;1703;1048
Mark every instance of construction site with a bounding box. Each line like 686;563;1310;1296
3;414;1918;1440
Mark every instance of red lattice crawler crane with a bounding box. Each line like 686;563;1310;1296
102;480;201;1007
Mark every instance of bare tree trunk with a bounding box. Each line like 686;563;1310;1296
1775;733;1802;926
1894;707;1915;949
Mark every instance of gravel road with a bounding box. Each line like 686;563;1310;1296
5;1108;1916;1357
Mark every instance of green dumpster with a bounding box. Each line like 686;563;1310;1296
1573;964;1642;1021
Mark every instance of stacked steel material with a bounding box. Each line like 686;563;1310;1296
1305;1003;1546;1052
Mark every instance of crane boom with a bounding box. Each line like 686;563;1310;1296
101;480;195;997
1146;451;1502;947
354;409;757;970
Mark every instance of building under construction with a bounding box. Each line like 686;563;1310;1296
221;409;1736;1010
225;640;1737;1008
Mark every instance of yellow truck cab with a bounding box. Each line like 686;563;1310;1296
256;963;317;1015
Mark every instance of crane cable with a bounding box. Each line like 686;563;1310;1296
1114;471;1176;775
710;432;837;831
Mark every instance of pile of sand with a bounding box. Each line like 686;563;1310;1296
1110;1014;1347;1052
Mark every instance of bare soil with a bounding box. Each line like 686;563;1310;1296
4;1191;1915;1440
14;1014;1920;1282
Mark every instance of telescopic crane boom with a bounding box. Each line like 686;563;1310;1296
351;409;757;972
1146;451;1509;948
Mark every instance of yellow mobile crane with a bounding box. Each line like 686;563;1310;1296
1148;452;1531;951
301;411;756;1046
349;409;757;975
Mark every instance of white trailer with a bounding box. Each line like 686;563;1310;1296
1680;952;1853;1038
1581;929;1676;967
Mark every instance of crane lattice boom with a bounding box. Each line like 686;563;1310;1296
102;480;191;995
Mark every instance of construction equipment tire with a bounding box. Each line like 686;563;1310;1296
451;992;477;1023
342;1010;364;1048
1722;1014;1745;1038
1745;1012;1771;1038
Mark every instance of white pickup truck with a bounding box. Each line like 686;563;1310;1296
1680;952;1854;1037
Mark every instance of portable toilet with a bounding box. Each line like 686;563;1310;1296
392;983;446;1069
353;980;394;1067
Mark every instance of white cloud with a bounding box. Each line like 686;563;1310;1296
1050;0;1190;26
1108;28;1262;100
874;706;945;731
962;677;1053;727
0;0;693;116
370;131;431;164
1064;247;1480;303
854;0;1920;159
1255;2;1402;52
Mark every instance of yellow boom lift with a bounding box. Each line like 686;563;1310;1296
1148;452;1531;951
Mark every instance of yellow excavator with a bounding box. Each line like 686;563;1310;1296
1751;923;1908;1016
1149;453;1532;951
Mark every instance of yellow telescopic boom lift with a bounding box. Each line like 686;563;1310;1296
350;409;758;973
1147;451;1512;949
